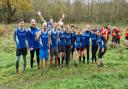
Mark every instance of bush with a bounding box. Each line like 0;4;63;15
0;25;5;36
0;25;12;37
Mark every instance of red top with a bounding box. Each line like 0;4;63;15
117;29;121;38
126;31;128;37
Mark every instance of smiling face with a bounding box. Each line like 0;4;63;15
31;19;36;27
41;23;47;32
19;21;24;28
54;23;58;31
77;29;81;34
50;19;54;24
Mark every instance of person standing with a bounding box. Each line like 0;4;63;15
65;25;72;68
58;22;66;67
13;18;27;74
28;19;40;69
91;29;98;64
97;31;106;67
75;29;82;65
36;23;50;71
49;23;59;67
83;25;91;64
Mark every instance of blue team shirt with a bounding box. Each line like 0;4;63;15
91;33;98;47
65;32;72;46
15;27;27;49
28;27;40;49
83;31;91;46
97;36;105;48
59;31;66;46
75;34;82;48
50;29;59;48
39;31;49;50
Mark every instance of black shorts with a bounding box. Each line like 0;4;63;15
76;48;79;51
80;47;85;51
112;37;117;43
16;48;27;56
58;45;65;53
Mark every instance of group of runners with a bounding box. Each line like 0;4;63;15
13;12;128;74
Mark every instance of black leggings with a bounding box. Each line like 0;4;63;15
116;38;120;45
85;46;90;63
65;46;71;66
30;48;40;68
98;47;107;58
92;46;98;62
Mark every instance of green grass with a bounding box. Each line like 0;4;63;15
0;24;128;89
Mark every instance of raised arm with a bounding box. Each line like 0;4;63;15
58;14;65;23
38;11;46;23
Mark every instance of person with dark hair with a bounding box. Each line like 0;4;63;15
13;19;27;74
38;11;65;30
111;27;118;48
28;19;40;69
97;31;106;67
117;27;122;46
91;29;98;64
107;25;111;41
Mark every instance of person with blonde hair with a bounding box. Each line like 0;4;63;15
35;22;50;71
64;25;72;68
58;22;66;67
74;29;82;66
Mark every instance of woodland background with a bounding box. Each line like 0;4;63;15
0;0;128;24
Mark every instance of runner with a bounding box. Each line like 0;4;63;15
58;22;66;67
13;18;27;74
28;19;40;69
49;23;59;67
35;22;50;71
81;29;86;64
91;29;98;64
75;29;82;66
97;31;106;67
65;25;72;68
111;27;118;48
70;24;76;60
83;25;91;64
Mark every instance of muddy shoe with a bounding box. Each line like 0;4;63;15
97;59;104;67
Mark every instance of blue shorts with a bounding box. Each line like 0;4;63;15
39;49;49;60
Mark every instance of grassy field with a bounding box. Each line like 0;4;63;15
0;24;128;89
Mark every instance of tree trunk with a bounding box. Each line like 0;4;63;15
6;0;16;23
